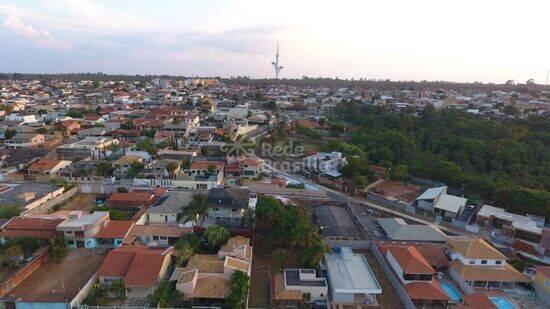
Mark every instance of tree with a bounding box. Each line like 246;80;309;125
4;129;17;139
226;271;250;309
49;238;67;263
0;205;21;219
166;161;180;179
177;242;195;266
205;225;229;249
353;175;367;190
389;164;409;180
272;249;289;271
241;208;255;228
110;279;126;299
182;193;209;226
4;245;24;266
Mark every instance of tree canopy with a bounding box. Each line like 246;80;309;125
334;102;550;217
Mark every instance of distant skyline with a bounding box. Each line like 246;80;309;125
1;0;550;83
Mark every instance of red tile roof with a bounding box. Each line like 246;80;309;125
109;192;155;203
387;245;435;275
404;280;449;301
2;217;64;231
28;159;64;172
97;245;173;287
462;292;497;309
94;220;134;239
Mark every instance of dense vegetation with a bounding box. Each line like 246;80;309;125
255;196;326;267
333;102;550;218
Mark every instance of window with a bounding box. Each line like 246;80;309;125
469;260;475;264
495;260;502;265
153;236;159;240
232;208;238;212
481;260;487;265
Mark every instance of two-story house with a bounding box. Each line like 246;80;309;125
447;237;528;290
206;187;256;227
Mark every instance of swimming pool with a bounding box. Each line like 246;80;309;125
439;281;461;302
489;297;516;309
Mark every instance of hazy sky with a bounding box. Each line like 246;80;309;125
1;0;550;83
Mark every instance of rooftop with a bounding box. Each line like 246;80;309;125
324;247;382;294
376;217;446;242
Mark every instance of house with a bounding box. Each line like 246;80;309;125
27;158;72;175
55;211;110;249
170;236;252;304
61;119;81;134
322;247;382;305
382;244;450;306
272;269;328;305
83;115;106;125
91;220;134;248
225;157;264;179
4;133;45;149
376;218;447;243
0;213;66;244
0;182;64;212
476;205;544;251
77;127;109;139
416;186;467;218
188;159;225;177
107;188;166;212
113;155;143;177
533;266;550;305
147;190;199;224
124;224;193;246
301;151;346;177
447;237;528;290
206;187;257;227
56;137;117;160
97;245;174;297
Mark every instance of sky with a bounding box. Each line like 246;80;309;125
1;0;550;83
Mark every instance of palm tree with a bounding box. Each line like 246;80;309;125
182;193;209;226
205;225;230;249
166;161;180;179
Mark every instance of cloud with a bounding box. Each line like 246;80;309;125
3;15;70;50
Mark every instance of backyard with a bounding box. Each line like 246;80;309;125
54;193;99;212
249;238;302;308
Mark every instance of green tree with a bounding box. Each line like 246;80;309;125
4;129;17;139
225;271;250;309
390;164;409;180
205;225;230;249
353;175;367;190
182;193;209;226
166;161;180;179
0;205;21;219
110;279;126;299
4;244;24;266
49;238;67;263
177;242;194;266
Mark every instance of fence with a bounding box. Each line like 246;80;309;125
365;193;415;214
24;186;79;214
0;247;50;298
70;272;98;308
368;243;416;309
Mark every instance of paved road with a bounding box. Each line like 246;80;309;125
243;124;472;237
262;162;471;237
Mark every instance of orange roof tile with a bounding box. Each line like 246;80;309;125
387;245;435;275
94;220;134;239
404;280;449;301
